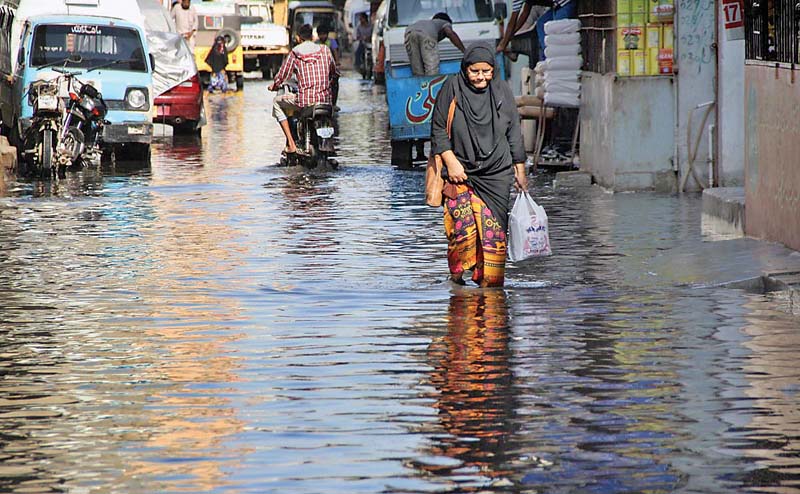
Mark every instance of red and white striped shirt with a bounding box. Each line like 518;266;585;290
273;42;338;108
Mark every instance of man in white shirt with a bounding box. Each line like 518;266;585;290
171;0;198;51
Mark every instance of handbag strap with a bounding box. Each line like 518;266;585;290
446;97;456;139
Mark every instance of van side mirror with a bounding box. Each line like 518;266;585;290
149;53;155;71
494;2;507;20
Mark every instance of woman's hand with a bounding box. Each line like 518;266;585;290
514;163;528;191
443;151;468;183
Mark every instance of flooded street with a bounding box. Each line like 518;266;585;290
1;76;800;494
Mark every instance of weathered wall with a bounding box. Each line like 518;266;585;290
716;1;745;186
676;0;716;191
581;73;676;191
745;64;800;251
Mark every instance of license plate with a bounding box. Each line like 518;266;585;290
127;126;145;135
316;127;334;139
37;94;58;111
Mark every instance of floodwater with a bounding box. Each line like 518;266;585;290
1;76;800;494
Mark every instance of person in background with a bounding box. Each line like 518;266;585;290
171;0;198;51
205;35;230;92
354;13;372;73
317;24;340;65
269;24;338;155
430;43;528;288
316;24;340;109
495;0;548;65
404;13;466;76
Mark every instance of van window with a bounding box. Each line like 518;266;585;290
389;0;494;27
30;24;147;72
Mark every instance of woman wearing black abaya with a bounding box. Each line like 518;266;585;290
430;43;528;287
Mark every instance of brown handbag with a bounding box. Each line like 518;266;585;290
424;97;457;207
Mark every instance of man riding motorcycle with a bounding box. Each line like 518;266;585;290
269;24;339;155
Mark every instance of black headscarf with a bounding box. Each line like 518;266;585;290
453;43;503;161
205;36;229;73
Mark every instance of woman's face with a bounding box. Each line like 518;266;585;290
466;62;494;89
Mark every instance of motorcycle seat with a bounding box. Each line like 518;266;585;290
299;103;333;119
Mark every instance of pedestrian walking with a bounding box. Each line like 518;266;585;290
430;43;528;287
404;13;466;76
170;0;198;51
205;35;230;92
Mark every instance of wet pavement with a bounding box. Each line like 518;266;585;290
1;75;800;494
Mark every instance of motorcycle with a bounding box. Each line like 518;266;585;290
56;70;108;168
22;63;109;179
22;78;62;178
278;84;338;169
357;40;373;80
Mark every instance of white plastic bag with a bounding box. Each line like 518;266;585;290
544;33;582;46
508;192;552;262
544;92;580;108
545;55;583;71
544;19;581;35
544;44;582;58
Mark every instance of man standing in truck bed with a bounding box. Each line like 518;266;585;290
403;13;466;76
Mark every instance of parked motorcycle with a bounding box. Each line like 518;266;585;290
57;71;108;168
22;65;109;179
22;78;62;178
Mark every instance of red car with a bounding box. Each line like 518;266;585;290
139;0;204;135
154;74;204;135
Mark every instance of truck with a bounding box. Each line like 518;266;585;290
379;0;507;167
237;0;290;79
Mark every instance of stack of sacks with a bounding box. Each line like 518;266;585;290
542;18;582;108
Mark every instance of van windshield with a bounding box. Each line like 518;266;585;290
389;0;494;27
31;24;148;72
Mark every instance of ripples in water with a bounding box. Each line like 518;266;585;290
0;76;799;494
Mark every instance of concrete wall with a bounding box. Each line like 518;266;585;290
716;1;745;186
581;73;676;192
744;64;800;251
676;0;717;191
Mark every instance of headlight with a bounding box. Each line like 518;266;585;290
125;88;149;110
80;95;95;112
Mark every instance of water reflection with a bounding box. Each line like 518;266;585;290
422;289;517;488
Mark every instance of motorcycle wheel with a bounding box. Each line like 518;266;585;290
39;129;54;179
61;127;85;167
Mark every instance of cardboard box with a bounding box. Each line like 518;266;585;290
631;13;646;25
648;0;660;23
618;13;632;26
617;50;632;76
630;0;646;13
658;48;673;74
617;0;631;13
662;23;674;49
618;26;644;50
647;47;660;75
657;0;674;22
646;24;661;49
632;50;647;75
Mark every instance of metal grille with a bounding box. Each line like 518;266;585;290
746;0;800;63
578;0;616;74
